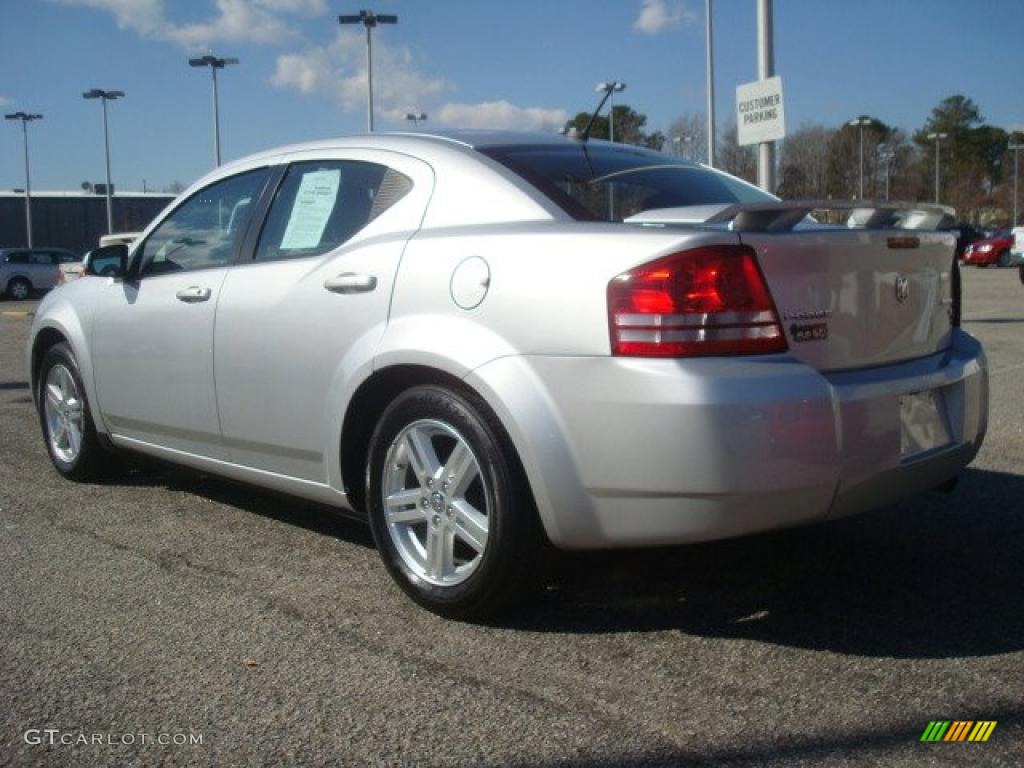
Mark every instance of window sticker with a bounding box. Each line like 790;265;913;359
280;169;341;250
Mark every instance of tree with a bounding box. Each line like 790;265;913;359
824;116;892;199
777;123;833;199
717;120;756;184
665;113;707;163
564;105;664;150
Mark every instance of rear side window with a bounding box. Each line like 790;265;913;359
253;160;411;263
6;253;29;264
29;252;55;265
480;144;773;222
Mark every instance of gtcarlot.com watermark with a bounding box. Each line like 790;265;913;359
24;729;203;747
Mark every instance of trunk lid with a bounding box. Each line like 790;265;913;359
740;229;956;372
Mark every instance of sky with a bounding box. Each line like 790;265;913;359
1;0;1021;192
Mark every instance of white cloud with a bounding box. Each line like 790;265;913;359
54;0;325;48
271;33;567;132
434;101;569;132
633;0;694;35
272;30;448;121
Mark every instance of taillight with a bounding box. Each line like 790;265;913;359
608;244;788;357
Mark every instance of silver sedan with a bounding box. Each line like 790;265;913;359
27;131;988;618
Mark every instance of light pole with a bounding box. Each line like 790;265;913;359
848;117;872;199
705;0;715;166
82;89;124;234
405;112;427;128
340;10;398;133
5;111;43;248
1009;140;1022;226
879;147;896;202
595;81;626;142
189;55;238;167
927;132;948;204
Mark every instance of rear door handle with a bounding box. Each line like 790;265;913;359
324;272;377;294
175;286;213;303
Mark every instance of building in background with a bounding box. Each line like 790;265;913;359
0;190;174;254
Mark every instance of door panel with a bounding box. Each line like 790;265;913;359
214;151;432;482
90;168;270;459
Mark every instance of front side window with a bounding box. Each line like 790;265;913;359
253;160;411;263
138;169;268;276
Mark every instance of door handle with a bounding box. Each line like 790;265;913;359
324;272;378;294
175;286;213;303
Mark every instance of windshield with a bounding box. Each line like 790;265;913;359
480;143;774;222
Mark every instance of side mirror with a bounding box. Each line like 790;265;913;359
85;243;129;278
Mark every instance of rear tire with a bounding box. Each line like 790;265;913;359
37;343;116;481
6;277;31;300
366;385;543;620
997;250;1011;268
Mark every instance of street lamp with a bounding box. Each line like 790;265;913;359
595;81;626;142
82;89;124;234
405;112;427;128
673;135;695;161
847;116;872;199
1008;140;1023;227
926;131;948;204
188;55;238;167
878;147;896;202
5;111;43;248
339;10;398;133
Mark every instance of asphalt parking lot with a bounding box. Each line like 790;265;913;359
2;269;1023;768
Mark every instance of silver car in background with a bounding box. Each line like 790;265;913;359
27;132;987;618
2;247;81;299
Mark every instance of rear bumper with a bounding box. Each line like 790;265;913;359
468;330;987;549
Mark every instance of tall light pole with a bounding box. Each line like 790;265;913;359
340;10;398;132
879;147;896;202
189;55;238;167
927;131;948;204
1009;140;1022;226
5;111;43;248
595;81;626;142
405;112;426;128
848;117;872;199
756;0;775;193
705;0;715;166
82;89;124;234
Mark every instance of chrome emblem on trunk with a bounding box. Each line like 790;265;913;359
895;275;910;303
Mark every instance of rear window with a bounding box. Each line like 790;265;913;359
480;143;773;222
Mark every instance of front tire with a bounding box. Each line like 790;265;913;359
37;343;112;481
997;250;1011;268
366;385;542;620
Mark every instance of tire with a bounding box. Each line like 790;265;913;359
997;250;1011;268
37;342;115;481
6;277;31;300
366;385;543;620
1019;265;1024;286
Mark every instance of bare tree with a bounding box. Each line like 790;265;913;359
717;120;756;184
778;123;833;199
666;113;708;163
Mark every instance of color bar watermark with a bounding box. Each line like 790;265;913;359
920;721;996;742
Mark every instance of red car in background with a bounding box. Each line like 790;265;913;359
963;229;1017;267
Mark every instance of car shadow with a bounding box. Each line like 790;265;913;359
964;318;1024;324
510;467;1024;660
101;459;375;549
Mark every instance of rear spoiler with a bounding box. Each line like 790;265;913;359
627;200;956;233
